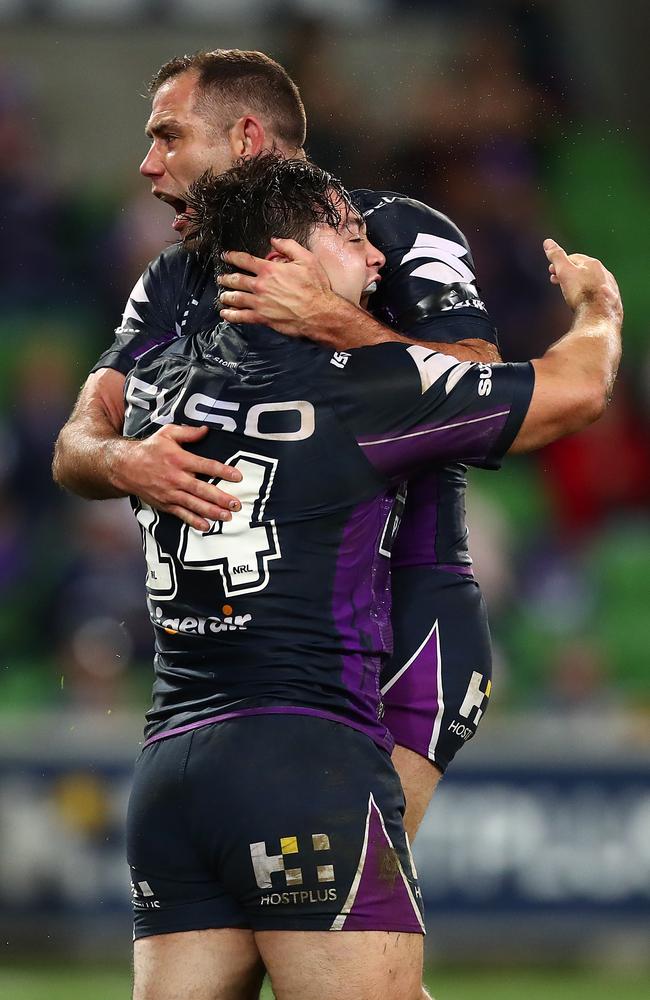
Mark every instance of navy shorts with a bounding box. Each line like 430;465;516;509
127;714;424;938
382;568;492;772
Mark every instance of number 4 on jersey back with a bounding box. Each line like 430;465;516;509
135;451;281;601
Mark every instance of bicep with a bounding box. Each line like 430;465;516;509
343;347;533;480
70;368;127;434
508;355;592;453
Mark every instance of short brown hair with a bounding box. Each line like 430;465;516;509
149;49;307;150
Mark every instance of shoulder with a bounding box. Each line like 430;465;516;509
146;241;203;285
129;242;210;324
352;188;469;249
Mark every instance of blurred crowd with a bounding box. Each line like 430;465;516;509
1;9;648;725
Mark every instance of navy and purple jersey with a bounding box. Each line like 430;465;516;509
92;242;216;375
93;190;498;573
354;189;500;572
123;322;533;751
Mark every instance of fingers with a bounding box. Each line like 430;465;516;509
218;272;257;292
165;423;209;442
219;307;264;325
543;237;569;265
165;506;213;532
165;499;231;533
221;250;266;273
160;427;242;483
269;237;313;260
218;289;256;309
164;480;243;529
544;238;573;288
187;474;241;512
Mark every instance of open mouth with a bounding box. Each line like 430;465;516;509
155;192;191;232
363;278;380;296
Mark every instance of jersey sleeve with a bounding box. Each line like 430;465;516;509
353;189;498;347
91;245;189;376
326;343;533;483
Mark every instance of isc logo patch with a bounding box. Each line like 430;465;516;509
250;833;335;890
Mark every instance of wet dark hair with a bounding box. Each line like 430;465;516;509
149;49;306;149
185;153;357;280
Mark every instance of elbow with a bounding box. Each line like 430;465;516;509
52;427;77;492
51;434;66;489
576;377;609;430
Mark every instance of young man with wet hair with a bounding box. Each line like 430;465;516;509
121;153;621;1000
53;49;506;847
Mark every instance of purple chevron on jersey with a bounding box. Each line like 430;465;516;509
330;496;394;753
130;330;179;360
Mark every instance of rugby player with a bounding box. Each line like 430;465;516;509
121;153;620;1000
52;50;510;843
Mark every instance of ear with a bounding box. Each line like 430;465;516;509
265;249;289;263
228;115;267;158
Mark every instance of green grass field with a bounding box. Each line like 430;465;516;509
2;966;650;1000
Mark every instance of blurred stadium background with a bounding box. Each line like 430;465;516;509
0;0;648;997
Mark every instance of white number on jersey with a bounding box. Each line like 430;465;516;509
134;502;178;599
135;451;281;603
178;451;280;596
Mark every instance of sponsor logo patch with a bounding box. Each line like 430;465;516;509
152;603;252;635
250;833;337;904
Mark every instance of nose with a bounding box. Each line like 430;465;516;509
140;143;164;179
367;240;386;271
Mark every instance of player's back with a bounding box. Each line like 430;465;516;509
124;322;399;750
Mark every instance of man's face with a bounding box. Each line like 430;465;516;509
307;203;385;307
141;71;236;237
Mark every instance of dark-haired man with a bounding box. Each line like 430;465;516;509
53;49;507;844
122;154;620;1000
51;55;619;984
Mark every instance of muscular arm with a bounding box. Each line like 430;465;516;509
510;241;622;452
281;293;500;362
332;240;621;478
218;243;500;364
53;368;133;498
273;292;498;361
52;368;242;530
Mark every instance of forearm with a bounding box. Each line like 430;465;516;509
511;299;622;453
52;397;131;500
303;295;501;362
542;298;621;405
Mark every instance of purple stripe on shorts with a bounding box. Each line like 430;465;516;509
358;408;510;479
381;618;443;763
338;794;423;933
142;705;394;752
